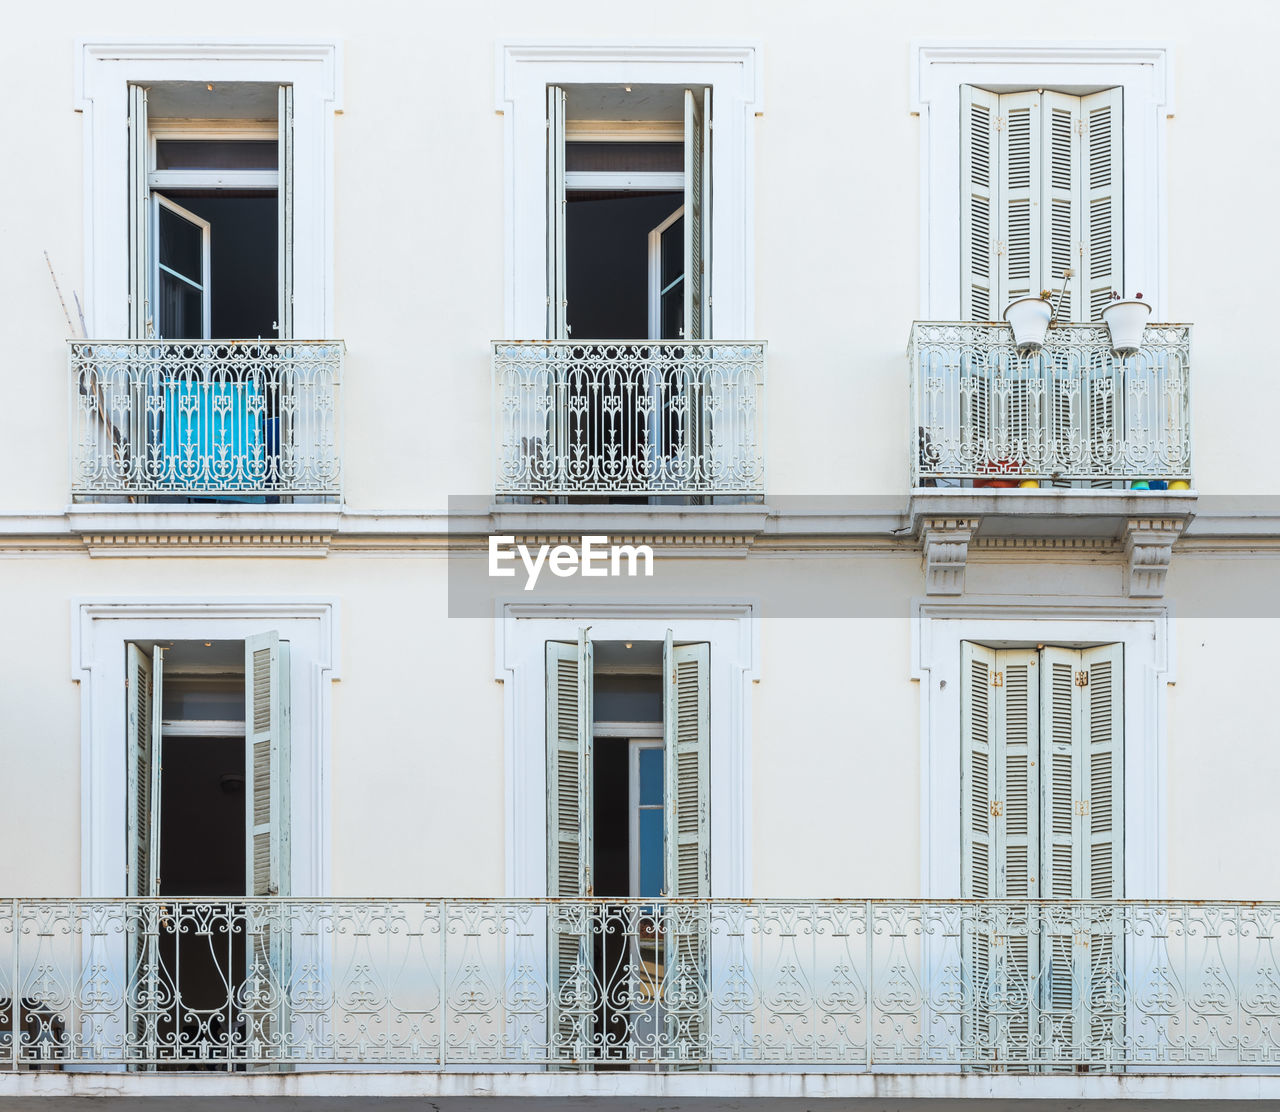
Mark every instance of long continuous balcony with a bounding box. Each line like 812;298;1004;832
70;341;343;501
909;322;1191;488
4;898;1278;1070
493;341;766;499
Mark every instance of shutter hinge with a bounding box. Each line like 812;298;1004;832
994;115;1004;132
990;670;1003;687
1075;800;1091;816
1075;670;1089;687
1076;117;1086;137
995;241;1005;257
989;800;1003;818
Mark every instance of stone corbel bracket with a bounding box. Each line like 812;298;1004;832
920;517;980;595
1124;517;1186;597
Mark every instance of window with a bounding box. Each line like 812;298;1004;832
960;643;1123;1065
546;631;708;1061
960;86;1123;322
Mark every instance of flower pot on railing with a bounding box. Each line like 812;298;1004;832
1003;296;1053;354
1101;298;1152;357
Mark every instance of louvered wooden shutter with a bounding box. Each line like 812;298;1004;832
1040;92;1080;321
999;92;1042;308
277;85;294;340
126;644;164;898
127;84;151;338
663;633;709;1065
547;85;568;339
245;632;290;898
546;631;593;1061
683;88;710;340
1080;89;1124;322
960;87;999;322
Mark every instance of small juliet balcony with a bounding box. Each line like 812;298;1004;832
492;341;766;502
69;341;343;503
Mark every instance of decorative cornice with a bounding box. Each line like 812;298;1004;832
920;517;979;596
1124;517;1186;598
81;532;332;557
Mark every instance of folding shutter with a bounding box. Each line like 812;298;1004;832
1040;92;1081;322
547;86;568;339
683;88;710;340
243;632;291;1060
127;84;151;339
998;92;1042;309
277;85;294;340
960;87;1000;322
1080;89;1124;322
546;631;593;1061
663;632;709;1065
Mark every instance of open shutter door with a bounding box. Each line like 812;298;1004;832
663;633;709;1066
547;86;568;339
998;92;1042;309
546;631;593;1063
683;88;709;340
1080;89;1124;322
128;84;151;339
960;87;999;321
277;85;294;340
1040;92;1081;322
243;632;290;1062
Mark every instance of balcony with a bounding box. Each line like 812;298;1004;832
70;341;343;502
3;898;1278;1071
492;341;766;501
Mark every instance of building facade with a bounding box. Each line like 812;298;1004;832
2;1;1279;1107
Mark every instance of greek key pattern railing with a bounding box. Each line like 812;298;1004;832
70;341;343;498
3;899;1277;1070
909;323;1192;486
493;342;766;496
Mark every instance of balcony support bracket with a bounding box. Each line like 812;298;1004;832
1124;517;1185;598
921;516;979;595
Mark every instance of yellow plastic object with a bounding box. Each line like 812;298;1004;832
1168;480;1191;491
1017;479;1040;489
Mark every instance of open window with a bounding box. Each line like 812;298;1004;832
125;634;290;1068
546;631;709;1065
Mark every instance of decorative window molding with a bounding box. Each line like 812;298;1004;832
72;598;341;898
910;41;1173;319
911;596;1173;900
495;600;760;898
495;42;762;339
74;39;342;338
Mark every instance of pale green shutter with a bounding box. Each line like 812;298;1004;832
1040;91;1081;321
1080;89;1124;322
245;632;290;898
663;632;709;1064
547;85;568;339
683;88;710;340
960;86;999;321
127;84;151;338
998;92;1043;308
277;85;294;339
546;630;593;1061
961;642;997;900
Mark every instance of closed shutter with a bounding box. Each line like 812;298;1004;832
960;87;999;322
546;631;593;1061
663;632;709;1065
243;631;291;1061
547;85;568;339
683;89;710;340
1040;92;1080;322
128;85;151;339
1080;89;1124;322
277;85;294;340
999;92;1042;309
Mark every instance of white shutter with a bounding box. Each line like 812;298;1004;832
277;85;294;340
1040;91;1081;322
245;632;290;897
998;91;1042;309
126;644;164;898
961;642;997;900
127;84;151;339
1080;89;1124;321
683;89;710;340
547;85;568;339
546;630;593;1060
960;87;999;322
663;632;709;1064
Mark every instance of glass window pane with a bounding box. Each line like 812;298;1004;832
638;747;663;805
565;141;682;173
158;205;203;283
638;808;664;898
660;216;684;287
155;140;278;171
159;271;203;339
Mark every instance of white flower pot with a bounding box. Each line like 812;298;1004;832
1101;299;1152;357
1002;297;1053;354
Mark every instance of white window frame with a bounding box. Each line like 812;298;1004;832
496;43;761;339
911;596;1173;900
152;193;212;337
496;601;759;898
75;40;341;338
628;737;665;898
148;120;281;192
910;41;1173;319
648;204;686;340
72;598;340;899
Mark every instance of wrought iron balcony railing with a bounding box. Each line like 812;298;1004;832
69;341;343;500
909;322;1192;488
3;898;1277;1070
492;341;766;498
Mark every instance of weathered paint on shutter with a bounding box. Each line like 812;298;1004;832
683;89;709;341
128;84;151;338
998;91;1042;309
546;631;593;1061
663;632;709;1065
1080;88;1124;321
961;642;997;900
245;632;290;898
960;86;1000;322
1040;91;1080;321
547;85;568;339
277;84;294;339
